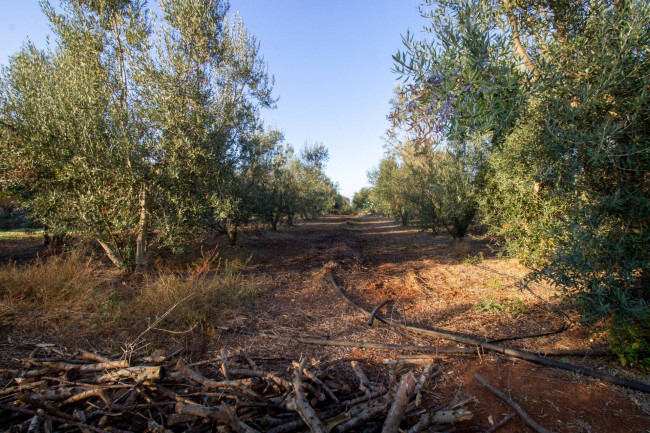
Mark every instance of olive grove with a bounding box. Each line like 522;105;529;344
369;0;649;339
0;0;338;269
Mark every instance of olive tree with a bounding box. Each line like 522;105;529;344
394;0;650;324
0;0;274;268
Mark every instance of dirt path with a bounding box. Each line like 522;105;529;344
1;215;648;431
213;215;650;432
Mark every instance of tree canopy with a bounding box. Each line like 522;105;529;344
0;0;338;268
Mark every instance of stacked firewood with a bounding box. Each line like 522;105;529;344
0;345;474;433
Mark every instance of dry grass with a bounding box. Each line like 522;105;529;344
132;258;268;330
0;249;268;345
0;250;113;332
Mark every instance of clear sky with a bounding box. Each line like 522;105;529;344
0;0;426;199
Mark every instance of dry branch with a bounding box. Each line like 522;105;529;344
0;403;112;433
96;366;164;383
486;413;516;433
475;374;553;433
1;343;476;433
351;360;374;394
291;359;327;433
382;371;416;433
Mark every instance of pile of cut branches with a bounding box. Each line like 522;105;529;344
0;344;474;432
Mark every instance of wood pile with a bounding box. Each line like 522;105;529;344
0;345;475;433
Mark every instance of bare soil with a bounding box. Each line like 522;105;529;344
215;215;650;432
2;214;649;432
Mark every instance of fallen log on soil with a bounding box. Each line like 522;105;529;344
328;273;650;394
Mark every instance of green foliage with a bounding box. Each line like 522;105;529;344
0;0;337;262
253;141;335;230
352;187;374;213
368;156;415;226
609;317;650;371
486;278;503;292
331;193;353;215
0;0;276;268
474;294;527;315
393;0;650;331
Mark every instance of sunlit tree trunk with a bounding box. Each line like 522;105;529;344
135;185;152;270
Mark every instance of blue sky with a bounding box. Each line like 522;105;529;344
0;1;426;199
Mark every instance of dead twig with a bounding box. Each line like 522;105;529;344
486;413;516;433
475;374;554;433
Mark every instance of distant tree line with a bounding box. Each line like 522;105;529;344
360;0;649;363
0;0;343;269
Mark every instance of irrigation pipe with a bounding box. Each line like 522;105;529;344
328;273;650;394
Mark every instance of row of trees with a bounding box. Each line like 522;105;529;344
367;0;649;326
0;0;339;269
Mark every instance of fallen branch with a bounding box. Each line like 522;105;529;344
176;359;262;400
291;359;326;433
333;393;393;433
329;273;650;393
382;371;416;433
351;360;374;394
475;374;553;433
0;403;112;433
96;366;164;383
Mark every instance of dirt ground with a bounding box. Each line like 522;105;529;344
212;215;650;433
2;214;649;432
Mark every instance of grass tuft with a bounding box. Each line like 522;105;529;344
0;249;113;332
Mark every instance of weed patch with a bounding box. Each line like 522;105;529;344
474;294;527;315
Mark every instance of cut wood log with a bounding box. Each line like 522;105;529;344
96;366;164;383
475;374;553;433
382;371;416;433
351;360;373;394
291;359;326;433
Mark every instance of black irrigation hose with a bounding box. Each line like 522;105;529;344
487;322;571;344
328;273;650;394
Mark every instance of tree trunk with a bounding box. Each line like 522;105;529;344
287;212;294;227
135;186;153;270
227;224;238;246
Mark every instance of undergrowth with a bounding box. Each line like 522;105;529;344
0;248;267;345
609;317;650;371
0;250;112;331
474;294;527;315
